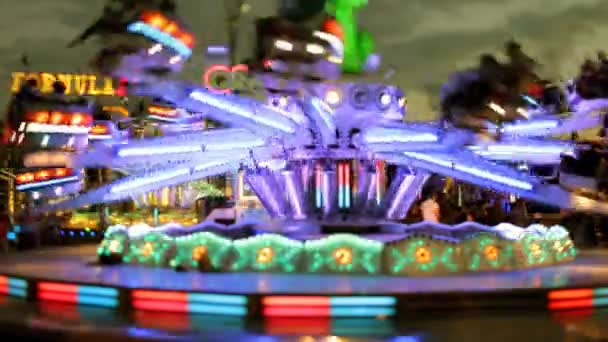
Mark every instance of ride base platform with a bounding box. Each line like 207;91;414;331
1;245;608;318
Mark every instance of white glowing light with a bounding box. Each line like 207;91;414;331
327;56;343;64
88;134;113;140
274;40;293;51
40;135;49;148
364;129;438;144
17;176;80;191
25;123;89;135
398;97;406;108
313;31;344;58
278;96;288;108
502;120;559;134
516;107;529;118
488;102;506;115
306;43;325;55
325;89;342;106
379;93;392;106
169;55;182;65
148;44;163;55
117;139;263;157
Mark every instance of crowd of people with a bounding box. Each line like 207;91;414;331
406;188;529;227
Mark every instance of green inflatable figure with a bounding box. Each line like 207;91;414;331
325;0;376;74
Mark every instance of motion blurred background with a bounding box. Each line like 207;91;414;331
0;0;606;122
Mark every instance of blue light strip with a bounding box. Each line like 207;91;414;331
329;296;396;317
78;285;119;297
331;307;395;317
188;293;248;316
189;293;248;306
16;176;80;191
188;303;247;316
77;295;119;308
127;22;192;57
77;285;119;308
330;296;396;306
8;277;27;298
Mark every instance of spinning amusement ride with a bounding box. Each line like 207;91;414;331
7;0;608;276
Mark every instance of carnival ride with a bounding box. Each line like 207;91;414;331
8;0;608;276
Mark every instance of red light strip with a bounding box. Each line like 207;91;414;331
38;291;78;304
132;290;188;301
0;276;7;286
548;289;593;300
262;296;331;306
24;111;92;126
38;282;78;293
263;306;331;317
133;299;189;312
0;285;8;295
548;298;594;310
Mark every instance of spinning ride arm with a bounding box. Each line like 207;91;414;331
38;146;277;212
130;82;301;137
70;128;266;169
379;151;608;215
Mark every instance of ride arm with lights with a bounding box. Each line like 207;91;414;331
38;146;277;212
130;81;300;137
379;151;608;215
70;128;266;169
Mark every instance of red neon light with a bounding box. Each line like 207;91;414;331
38;282;79;294
16;168;74;185
115;78;128;97
203;64;249;94
263;306;331;317
262;296;330;306
38;291;78;303
345;162;350;190
24;111;91;126
133;300;189;312
548;289;594;300
148;105;178;117
265;318;330;335
548;298;594;310
0;276;8;286
338;163;344;187
323;18;344;41
0;285;8;295
140;11;194;48
90;124;109;135
132;290;188;302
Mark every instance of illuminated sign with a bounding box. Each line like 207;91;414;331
203;64;263;94
11;72;115;96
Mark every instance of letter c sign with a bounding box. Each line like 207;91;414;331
203;64;251;94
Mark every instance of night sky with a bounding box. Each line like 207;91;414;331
0;0;606;120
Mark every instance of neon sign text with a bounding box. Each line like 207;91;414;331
11;72;115;96
203;64;263;94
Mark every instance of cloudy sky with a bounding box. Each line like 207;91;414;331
0;0;606;120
